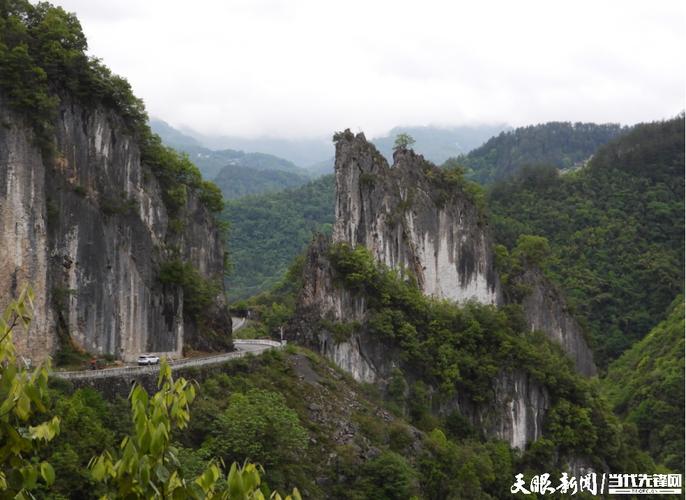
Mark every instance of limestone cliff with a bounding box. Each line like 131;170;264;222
291;130;596;448
332;129;501;304
516;269;597;376
0;95;230;363
291;235;550;449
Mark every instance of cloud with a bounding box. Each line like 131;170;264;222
52;0;686;138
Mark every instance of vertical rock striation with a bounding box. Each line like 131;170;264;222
0;102;53;359
332;130;501;304
0;95;229;363
516;269;597;376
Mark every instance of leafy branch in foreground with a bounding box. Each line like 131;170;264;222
0;287;60;497
89;359;301;499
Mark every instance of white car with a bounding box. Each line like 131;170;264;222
137;354;160;366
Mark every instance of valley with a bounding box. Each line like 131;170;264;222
0;1;683;499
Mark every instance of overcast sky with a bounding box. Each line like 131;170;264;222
52;0;685;139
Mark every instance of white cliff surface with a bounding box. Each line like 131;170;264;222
332;130;501;306
0;95;228;363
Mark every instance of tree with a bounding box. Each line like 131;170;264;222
42;388;118;498
0;287;60;497
357;451;418;499
512;234;551;267
206;389;308;470
393;133;415;151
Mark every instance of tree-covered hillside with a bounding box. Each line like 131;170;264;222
223;175;335;300
458;122;626;183
602;296;685;471
213;164;309;200
191;146;309;179
488;116;684;366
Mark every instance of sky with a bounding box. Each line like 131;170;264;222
51;0;685;139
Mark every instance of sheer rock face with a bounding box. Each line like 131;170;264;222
517;269;597;376
291;236;549;449
291;235;397;384
0;96;229;363
292;130;597;449
448;370;550;451
332;130;501;304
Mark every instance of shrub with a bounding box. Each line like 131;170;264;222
158;260;219;320
205;389;308;469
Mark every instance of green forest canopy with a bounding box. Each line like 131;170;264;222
487;115;684;366
213;164;309;200
222;174;335;300
455;121;626;184
602;296;685;471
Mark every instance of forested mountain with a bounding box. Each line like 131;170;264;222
602;296;685;471
225;117;683;372
213;164;309;200
149;117;202;148
151;119;309;179
222;175;335;300
372;124;509;164
305;157;334;176
458;121;627;183
181;145;309;180
176;130;335;168
488;116;684;366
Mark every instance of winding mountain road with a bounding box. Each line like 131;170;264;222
53;317;281;381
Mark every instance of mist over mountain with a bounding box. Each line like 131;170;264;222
150;118;310;179
155;120;511;171
149;117;202;148
178;128;335;168
0;1;683;498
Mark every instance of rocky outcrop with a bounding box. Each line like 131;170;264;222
448;370;550;450
332;130;501;304
291;130;598;449
292;237;547;449
0;95;230;363
517;269;597;376
291;235;388;384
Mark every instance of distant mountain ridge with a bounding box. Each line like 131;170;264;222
149;118;202;148
213;164;309;200
150;118;310;179
177;128;334;169
457;121;627;183
152;119;512;173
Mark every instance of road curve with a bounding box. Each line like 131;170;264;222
52;338;284;381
